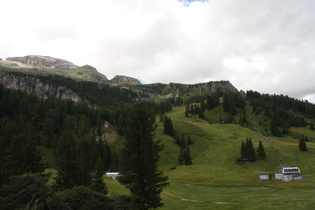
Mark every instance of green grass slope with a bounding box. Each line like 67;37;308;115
108;105;315;209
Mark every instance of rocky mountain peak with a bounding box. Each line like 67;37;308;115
110;75;141;85
6;55;78;70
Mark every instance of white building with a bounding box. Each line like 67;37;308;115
105;172;120;180
275;165;301;181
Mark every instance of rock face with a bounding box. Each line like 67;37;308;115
0;71;83;102
110;75;141;85
6;55;78;70
198;81;238;94
5;55;110;83
75;65;108;83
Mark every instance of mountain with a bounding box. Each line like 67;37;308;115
1;56;315;209
6;55;78;70
2;55;141;85
110;75;142;85
0;55;239;104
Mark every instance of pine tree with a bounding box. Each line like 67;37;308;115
187;135;193;145
184;146;192;165
206;95;213;110
163;116;174;137
55;131;79;189
299;138;307;151
256;140;266;159
185;104;189;118
240;140;247;159
239;138;257;162
2;124;44;185
92;158;108;195
178;147;185;165
246;138;256;161
119;103;169;209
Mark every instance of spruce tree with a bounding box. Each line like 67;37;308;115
187;135;193;145
184;146;192;165
246;138;256;161
240;140;247;159
256;140;266;159
163;116;174;137
178;147;185;165
119;103;169;209
310;122;314;131
92;158;108;195
299;138;307;151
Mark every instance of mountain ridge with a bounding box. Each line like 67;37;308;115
0;55;239;104
3;55;142;85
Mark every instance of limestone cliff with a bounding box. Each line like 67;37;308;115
110;75;141;85
0;71;83;102
195;81;238;94
6;55;78;70
73;65;108;83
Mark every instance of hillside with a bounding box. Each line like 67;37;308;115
1;56;315;209
0;62;238;103
149;106;315;209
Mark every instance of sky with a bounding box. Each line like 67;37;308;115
0;0;315;103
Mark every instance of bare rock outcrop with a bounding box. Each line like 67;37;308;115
199;81;238;94
6;55;78;70
0;71;83;102
110;75;141;85
75;65;108;83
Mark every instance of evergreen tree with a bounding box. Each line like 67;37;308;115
2;125;44;184
178;146;192;166
256;140;266;159
240;140;247;159
55;131;79;189
310;122;314;131
178;134;186;148
163;116;174;137
200;100;206;112
184;146;192;165
271;110;281;136
178;147;185;166
185;104;189;118
206;95;213;110
0;174;50;210
92;158;108;195
119;103;169;209
299;138;307;151
239;138;257;162
246;138;256;161
187;135;193;145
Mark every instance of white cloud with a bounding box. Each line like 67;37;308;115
0;0;315;102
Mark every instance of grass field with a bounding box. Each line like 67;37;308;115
107;105;315;209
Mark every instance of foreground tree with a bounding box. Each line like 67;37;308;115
119;103;169;209
0;174;50;210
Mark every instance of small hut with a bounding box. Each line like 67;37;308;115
275;165;301;181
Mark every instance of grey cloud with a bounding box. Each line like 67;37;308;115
1;0;315;103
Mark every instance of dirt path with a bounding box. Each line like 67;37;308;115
162;192;203;202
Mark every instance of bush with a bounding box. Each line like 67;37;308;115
51;186;112;210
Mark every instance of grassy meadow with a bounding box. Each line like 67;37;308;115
41;104;315;209
107;105;315;210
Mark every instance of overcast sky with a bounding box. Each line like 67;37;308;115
1;0;314;102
